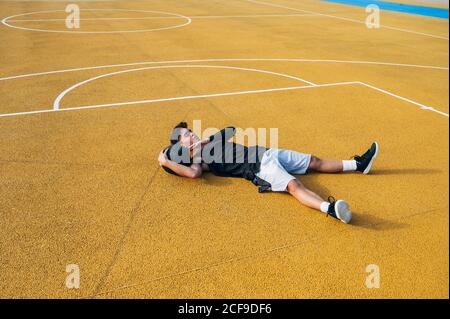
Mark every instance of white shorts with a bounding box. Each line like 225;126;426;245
256;148;312;192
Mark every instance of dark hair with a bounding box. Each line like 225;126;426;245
170;122;188;145
161;143;192;176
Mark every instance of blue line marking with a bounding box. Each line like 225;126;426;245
321;0;449;19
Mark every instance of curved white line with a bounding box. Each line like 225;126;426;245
0;58;447;82
56;81;448;118
53;64;317;109
59;84;321;112
1;9;192;34
8;17;187;22
0;82;356;118
1;81;447;118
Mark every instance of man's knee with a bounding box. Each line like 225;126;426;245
308;155;322;171
287;179;301;193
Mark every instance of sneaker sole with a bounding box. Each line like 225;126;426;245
363;142;379;175
335;200;352;224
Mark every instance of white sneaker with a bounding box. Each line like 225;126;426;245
327;197;352;224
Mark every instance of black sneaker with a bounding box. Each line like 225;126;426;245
326;196;352;224
354;142;379;174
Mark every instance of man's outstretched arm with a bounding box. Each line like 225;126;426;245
158;150;203;179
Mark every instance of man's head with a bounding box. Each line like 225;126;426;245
170;121;200;148
161;122;198;176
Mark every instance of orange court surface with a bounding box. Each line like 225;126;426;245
0;0;448;299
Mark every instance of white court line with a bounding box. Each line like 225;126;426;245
7;0;119;1
0;108;54;118
2;9;192;34
0;82;354;118
0;58;447;82
0;59;447;118
52;79;450;118
52;64;317;110
9;13;318;22
0;81;447;118
242;0;449;40
178;13;318;19
59;82;351;111
357;82;449;117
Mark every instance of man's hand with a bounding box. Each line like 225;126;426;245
189;137;209;150
189;138;209;159
158;149;169;167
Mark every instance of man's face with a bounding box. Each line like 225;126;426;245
178;127;200;148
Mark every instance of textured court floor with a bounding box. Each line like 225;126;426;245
0;0;448;298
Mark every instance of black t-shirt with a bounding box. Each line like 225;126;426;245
200;127;267;180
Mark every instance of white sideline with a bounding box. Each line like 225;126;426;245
243;0;449;40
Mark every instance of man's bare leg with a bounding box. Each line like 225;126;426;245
308;156;359;173
286;179;325;211
307;142;379;174
286;179;352;223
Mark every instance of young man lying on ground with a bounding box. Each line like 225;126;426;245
158;122;379;224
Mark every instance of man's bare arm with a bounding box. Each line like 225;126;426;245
158;150;203;179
